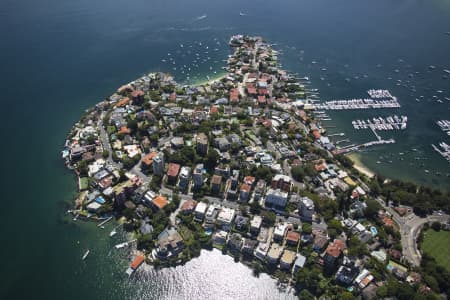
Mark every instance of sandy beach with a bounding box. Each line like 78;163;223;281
192;72;227;86
347;153;375;178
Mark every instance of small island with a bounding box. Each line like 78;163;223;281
63;35;450;299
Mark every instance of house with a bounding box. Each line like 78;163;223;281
313;234;329;253
323;239;346;273
228;233;243;253
151;195;169;211
155;228;184;259
254;179;266;201
204;205;219;229
335;264;360;286
271;174;292;192
299;196;315;222
280;250;296;270
112;180;137;206
229;88;240;102
234;215;249;231
192;164;204;189
239;184;251;202
212;230;228;245
167;163;180;185
286;231;301;246
243;176;256;186
293;255;307;273
180;199;197;214
194;202;208;222
226;170;239;200
354;269;374;289
254;242;270;261
214;137;230;151
178;166;191;191
217;207;236;230
361;283;378;300
242;239;258;255
139;220;154;235
170;136;184;148
250;215;262;234
131;89;144;104
273;223;288;242
141;151;158;171
265;188;288;209
211;175;222;194
152;153;165;176
349;201;367;218
87;201;101;213
196;133;208;155
267;243;283;264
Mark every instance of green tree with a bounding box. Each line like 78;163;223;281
205;148;220;171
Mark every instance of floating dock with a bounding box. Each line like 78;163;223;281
314;89;400;110
352;115;407;131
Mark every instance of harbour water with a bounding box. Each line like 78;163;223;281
1;0;450;299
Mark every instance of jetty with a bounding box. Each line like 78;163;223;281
115;239;137;250
97;216;113;228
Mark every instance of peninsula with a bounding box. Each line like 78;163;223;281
62;35;449;299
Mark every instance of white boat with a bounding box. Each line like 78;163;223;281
115;242;129;249
82;250;90;260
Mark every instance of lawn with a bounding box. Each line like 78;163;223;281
422;229;450;272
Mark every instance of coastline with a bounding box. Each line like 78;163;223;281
347;152;375;178
190;71;227;86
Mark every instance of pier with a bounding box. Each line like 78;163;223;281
328;133;345;137
334;122;396;155
115;239;137;249
97;216;113;228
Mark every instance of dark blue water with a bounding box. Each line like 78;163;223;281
1;0;449;299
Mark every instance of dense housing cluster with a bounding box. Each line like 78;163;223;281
62;35;449;299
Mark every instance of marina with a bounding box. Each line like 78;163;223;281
436;120;450;136
352;115;407;131
432;142;450;162
314;89;400;110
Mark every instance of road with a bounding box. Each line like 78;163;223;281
98;112;150;183
375;197;449;266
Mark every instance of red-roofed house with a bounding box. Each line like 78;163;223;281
152;195;169;211
323;239;346;272
311;129;321;139
167;163;181;185
229;88;240;103
181;199;197;214
118;126;131;134
115;97;131;108
286;231;301;246
210;106;219;114
239;184;251;202
243;176;256;186
258;95;267;105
